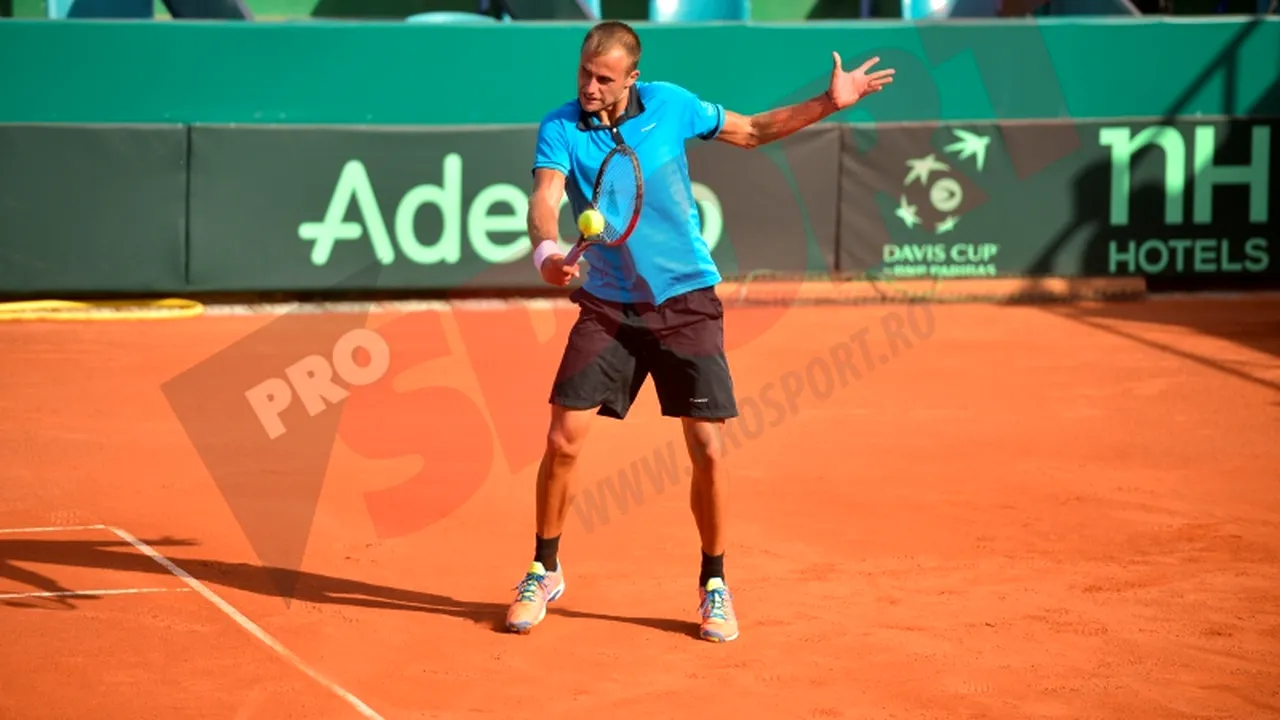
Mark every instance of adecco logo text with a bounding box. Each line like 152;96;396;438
296;156;726;267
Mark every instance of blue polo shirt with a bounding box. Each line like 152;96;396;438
532;80;725;306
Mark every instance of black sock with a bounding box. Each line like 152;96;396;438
534;534;560;572
699;551;724;587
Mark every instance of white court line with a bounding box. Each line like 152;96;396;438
0;524;108;534
0;587;192;600
104;525;386;720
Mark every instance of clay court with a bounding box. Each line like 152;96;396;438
1;287;1278;719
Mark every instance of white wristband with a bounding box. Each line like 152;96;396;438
531;239;560;272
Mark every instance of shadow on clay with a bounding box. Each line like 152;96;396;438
0;536;698;639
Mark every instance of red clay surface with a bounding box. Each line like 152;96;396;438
1;294;1278;720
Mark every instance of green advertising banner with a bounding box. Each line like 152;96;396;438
186;124;839;292
838;117;1277;291
2;117;1272;299
0;124;189;295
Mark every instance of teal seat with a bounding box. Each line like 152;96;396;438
649;0;749;21
406;11;505;22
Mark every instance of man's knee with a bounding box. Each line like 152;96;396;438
683;418;726;473
546;405;594;462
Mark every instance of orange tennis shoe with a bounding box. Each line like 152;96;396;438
697;578;739;642
505;561;565;634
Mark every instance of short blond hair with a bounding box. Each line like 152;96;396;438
582;21;641;73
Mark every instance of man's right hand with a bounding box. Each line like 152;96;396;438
540;255;581;287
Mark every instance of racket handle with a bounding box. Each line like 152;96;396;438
563;242;586;266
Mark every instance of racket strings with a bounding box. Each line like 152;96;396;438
592;155;640;243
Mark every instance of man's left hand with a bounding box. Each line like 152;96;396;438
827;53;895;110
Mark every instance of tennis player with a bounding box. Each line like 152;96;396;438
508;20;893;642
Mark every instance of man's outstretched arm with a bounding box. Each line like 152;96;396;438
716;53;894;150
716;92;841;150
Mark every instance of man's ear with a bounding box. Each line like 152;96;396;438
628;69;640;85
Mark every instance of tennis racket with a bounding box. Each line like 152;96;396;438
564;143;643;265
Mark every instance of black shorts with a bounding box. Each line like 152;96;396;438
549;285;739;421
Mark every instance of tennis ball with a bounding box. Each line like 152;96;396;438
577;209;605;236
